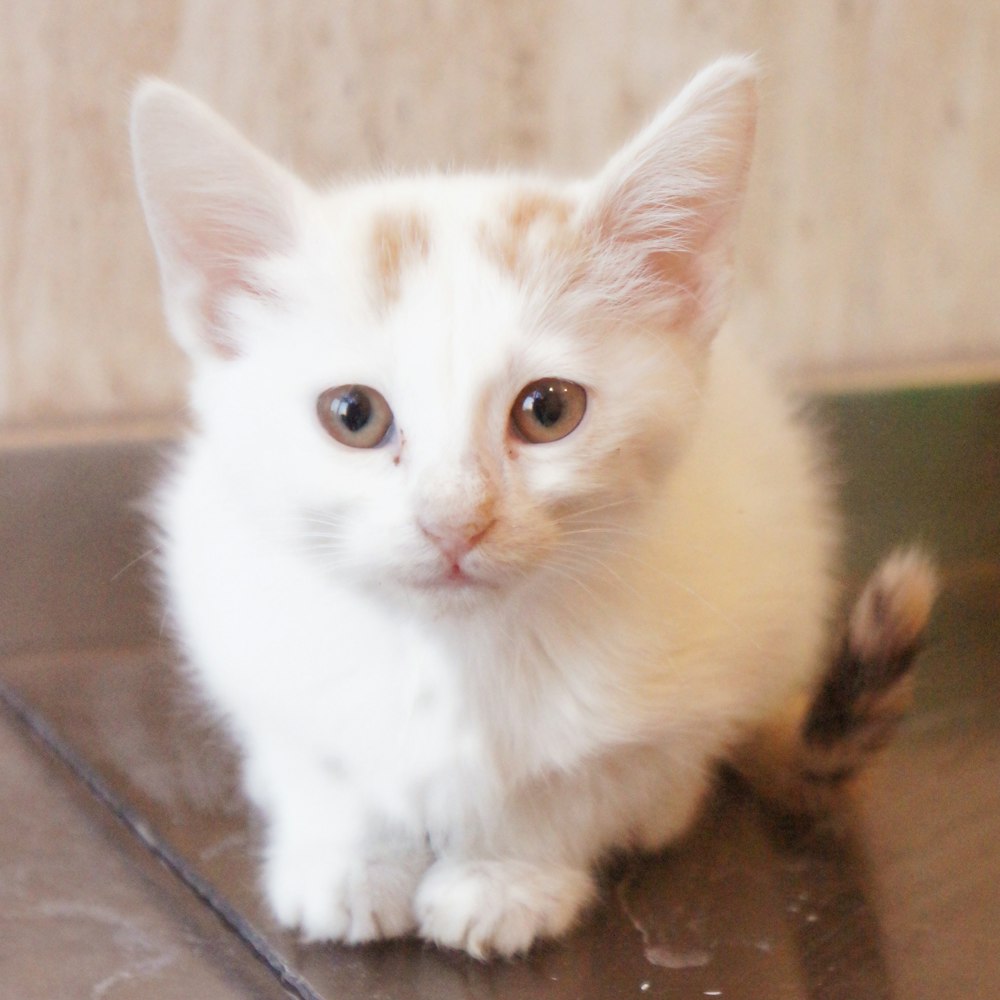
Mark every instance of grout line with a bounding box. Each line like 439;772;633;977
789;361;1000;396
0;675;325;1000
0;416;185;452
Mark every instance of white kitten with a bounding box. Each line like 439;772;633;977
131;58;933;958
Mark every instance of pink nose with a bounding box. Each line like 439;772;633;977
419;518;496;563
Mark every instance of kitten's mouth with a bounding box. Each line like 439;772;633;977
412;563;497;593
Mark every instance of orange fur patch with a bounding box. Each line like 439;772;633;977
370;211;430;310
480;192;577;283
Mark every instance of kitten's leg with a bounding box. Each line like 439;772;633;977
416;745;709;958
618;748;713;854
246;750;431;943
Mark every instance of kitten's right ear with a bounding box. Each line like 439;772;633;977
131;80;300;358
578;57;758;343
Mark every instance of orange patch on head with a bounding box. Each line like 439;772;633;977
508;193;572;237
480;192;577;284
370;211;430;311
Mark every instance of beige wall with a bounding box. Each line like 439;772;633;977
3;1;999;431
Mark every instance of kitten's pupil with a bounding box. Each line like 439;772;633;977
338;390;371;432
526;386;564;427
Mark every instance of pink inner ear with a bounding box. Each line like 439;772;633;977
595;195;713;319
172;208;284;356
588;145;750;329
197;262;267;357
582;192;721;333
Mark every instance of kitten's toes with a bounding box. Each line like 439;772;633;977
415;859;594;959
265;844;428;943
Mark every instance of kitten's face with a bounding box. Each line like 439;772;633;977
132;60;757;606
197;178;700;603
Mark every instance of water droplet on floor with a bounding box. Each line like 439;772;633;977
644;944;711;969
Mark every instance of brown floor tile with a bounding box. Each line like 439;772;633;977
0;709;287;999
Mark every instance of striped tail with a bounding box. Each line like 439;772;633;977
737;548;938;815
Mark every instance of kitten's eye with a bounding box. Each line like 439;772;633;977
317;385;394;449
511;379;587;444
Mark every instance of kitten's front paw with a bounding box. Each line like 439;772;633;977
415;859;594;959
265;843;429;944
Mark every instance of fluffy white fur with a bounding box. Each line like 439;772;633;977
132;57;838;958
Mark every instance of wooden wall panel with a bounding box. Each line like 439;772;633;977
2;0;999;429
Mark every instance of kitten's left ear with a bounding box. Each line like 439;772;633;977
580;56;758;341
131;80;302;359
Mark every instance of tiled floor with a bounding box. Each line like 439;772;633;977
2;386;998;999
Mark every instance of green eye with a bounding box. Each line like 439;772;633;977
317;385;394;449
511;379;587;444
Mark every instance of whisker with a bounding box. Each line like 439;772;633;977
111;546;161;582
554;497;637;523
